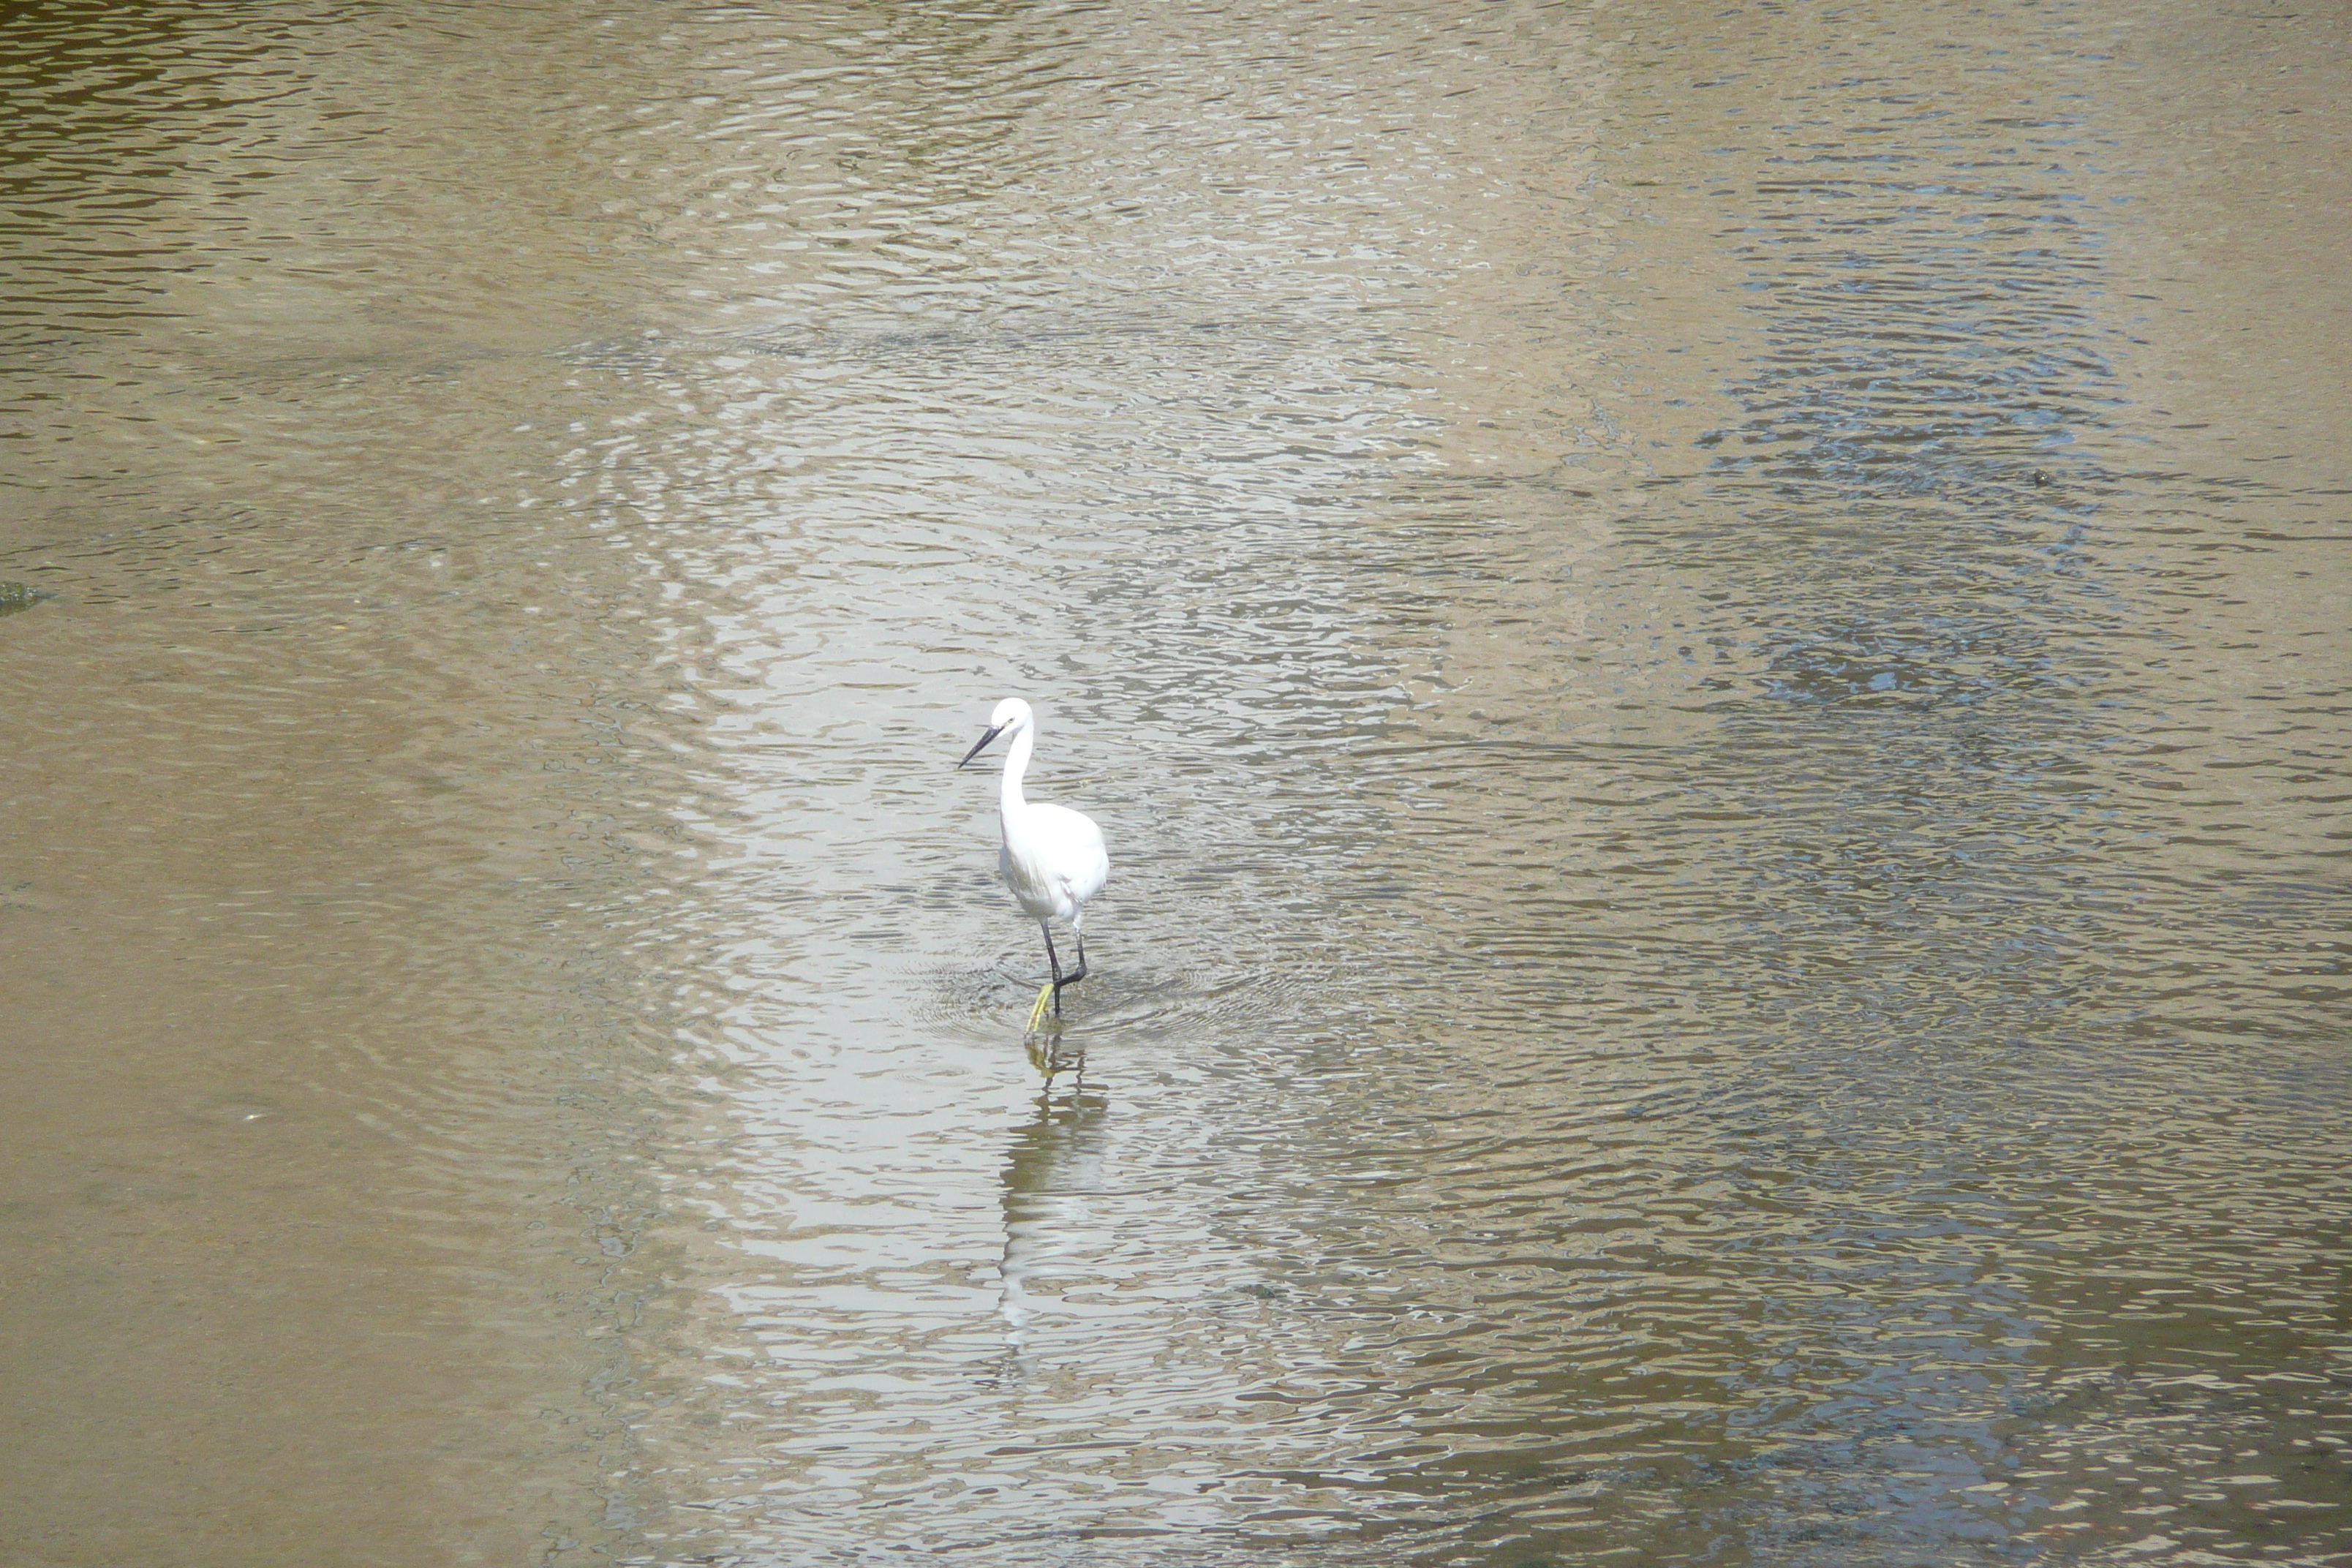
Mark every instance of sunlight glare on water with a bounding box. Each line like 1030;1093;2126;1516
600;1;2352;1563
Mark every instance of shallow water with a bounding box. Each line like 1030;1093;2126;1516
3;1;2347;1564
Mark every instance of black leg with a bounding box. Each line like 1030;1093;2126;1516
1039;922;1065;1014
1041;923;1088;1014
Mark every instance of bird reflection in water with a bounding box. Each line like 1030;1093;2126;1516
989;1049;1109;1370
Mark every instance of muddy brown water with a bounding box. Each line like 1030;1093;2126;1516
3;1;2347;1564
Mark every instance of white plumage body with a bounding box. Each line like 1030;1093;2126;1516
1000;800;1109;927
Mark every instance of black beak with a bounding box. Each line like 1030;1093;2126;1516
958;724;1005;769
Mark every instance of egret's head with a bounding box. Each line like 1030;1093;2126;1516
957;697;1033;767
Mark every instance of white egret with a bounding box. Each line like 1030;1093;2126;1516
959;698;1109;1029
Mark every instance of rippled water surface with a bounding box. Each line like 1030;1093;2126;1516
4;1;2348;1564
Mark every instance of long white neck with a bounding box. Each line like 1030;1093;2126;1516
998;723;1033;818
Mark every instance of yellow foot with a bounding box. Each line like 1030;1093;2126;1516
1025;981;1055;1033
